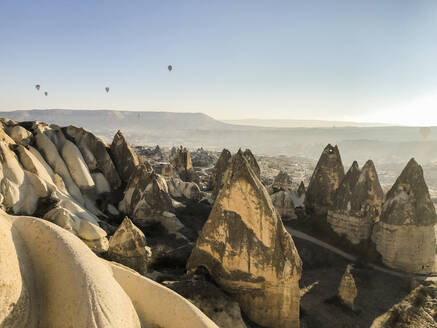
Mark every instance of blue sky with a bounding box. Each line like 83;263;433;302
1;0;436;124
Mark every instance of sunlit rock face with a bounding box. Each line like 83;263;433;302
64;125;122;190
305;144;345;216
0;211;218;328
337;264;357;311
371;158;437;274
170;146;198;183
108;217;150;274
209;148;232;198
187;150;302;328
110;130;140;184
327;160;384;244
119;164;174;224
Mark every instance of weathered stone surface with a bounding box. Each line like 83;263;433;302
167;177;201;201
271;190;297;221
8;125;32;146
297;181;306;198
187;150;302;328
108;217;150;274
119;164;174;224
327;160;384;244
170;146;198;182
61;139;95;192
209;148;232;198
64;125;122;189
92;172;111;194
191;148;217;167
272;171;292;193
337;264;357;310
35;131;84;204
16;145;54;185
164;279;247;328
242;149;260;178
110;130;140;183
0;211;218;328
305;144;345;216
372;158;437;274
370;282;437;328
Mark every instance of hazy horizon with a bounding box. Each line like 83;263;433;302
1;1;437;125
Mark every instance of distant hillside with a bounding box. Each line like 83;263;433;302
1;109;437;164
1;109;234;131
223;118;390;128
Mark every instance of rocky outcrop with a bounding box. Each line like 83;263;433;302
119;164;175;225
110;130;140;183
0;210;218;328
242;149;260;178
108;217;150;274
64;125;122;189
272;171;292;192
170;146;198;182
327;160;384;244
305;144;344;216
337;264;357;310
370;282;437;328
187;150;302;328
191;148;217;167
271;190;297;221
8;125;32;146
164;279;247;328
209;148;232;198
167;177;201;201
371;158;437;274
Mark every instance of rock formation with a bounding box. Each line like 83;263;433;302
170;146;198;182
242;149;261;178
305;144;345;216
119;164;174;224
271;190;297;221
337;264;358;310
164;279;247;328
64;125;121;189
187;150;302;328
371;158;437;274
110;130;140;183
209;148;232;198
370;282;437;328
108;217;150;274
0;210;218;328
327;160;384;245
272;171;292;192
167;177;201;201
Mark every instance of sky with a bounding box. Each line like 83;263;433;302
0;0;437;125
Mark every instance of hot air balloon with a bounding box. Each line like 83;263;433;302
35;84;40;91
105;87;110;93
168;65;172;72
44;91;48;96
420;127;431;138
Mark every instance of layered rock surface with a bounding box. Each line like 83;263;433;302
110;130;140;183
371;158;437;274
305;144;344;216
0;210;218;328
337;264;358;310
187;150;302;328
327;160;384;245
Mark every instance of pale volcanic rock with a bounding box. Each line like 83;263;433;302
64;125;122;189
242;149;261;178
16;145;55;185
119;164;175;224
272;171;293;193
271;190;297;221
305;144;345;216
337;264;358;310
0;211;218;328
61;139;95;192
91;172;111;194
170;146;198;182
209;148;232;198
8;125;33;146
297;181;306;198
167;177;201;201
327;160;384;244
371;158;437;274
108;217;150;274
187;150;302;328
34;131;84;204
110;130;140;183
